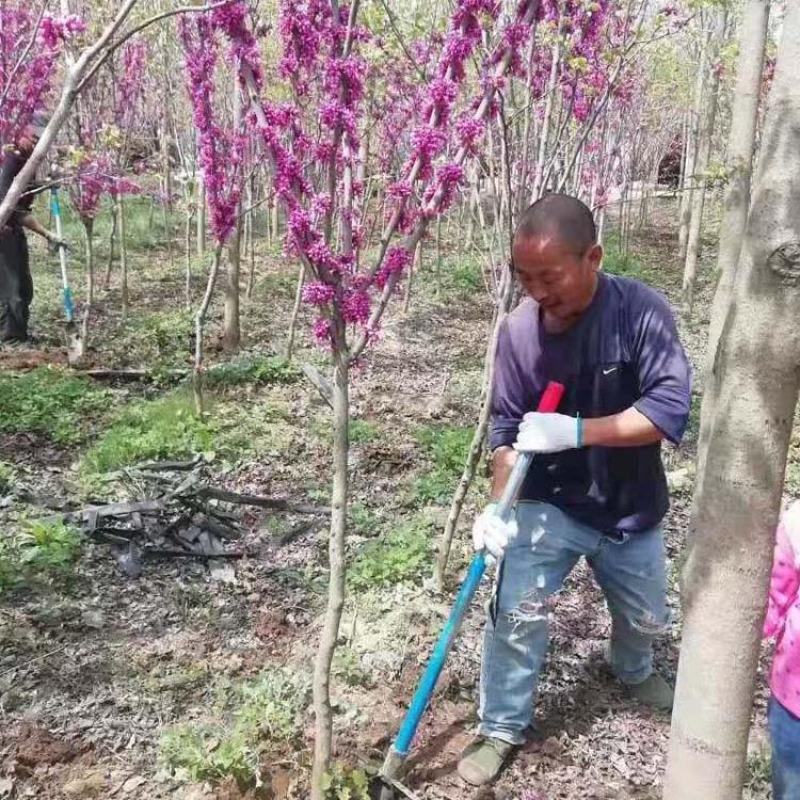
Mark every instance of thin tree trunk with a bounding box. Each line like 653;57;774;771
185;204;194;307
404;238;421;314
533;41;561;200
678;26;710;260
105;196;118;289
436;267;513;587
270;192;279;243
681;10;726;317
704;0;770;366
223;222;242;352
285;263;305;361
311;347;349;800
664;8;800;796
193;246;222;415
196;174;206;257
119;194;129;319
81;217;94;344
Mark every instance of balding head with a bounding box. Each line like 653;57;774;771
515;193;596;256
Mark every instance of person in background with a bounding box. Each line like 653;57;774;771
763;500;800;800
0;113;66;343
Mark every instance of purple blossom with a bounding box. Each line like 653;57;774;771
303;281;336;305
342;289;371;324
375;246;412;289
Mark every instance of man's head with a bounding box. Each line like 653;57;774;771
512;193;603;323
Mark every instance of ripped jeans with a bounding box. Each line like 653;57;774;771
478;501;668;745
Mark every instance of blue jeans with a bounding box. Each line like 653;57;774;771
478;501;668;744
769;696;800;800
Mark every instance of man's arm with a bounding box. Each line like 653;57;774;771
490;446;517;499
582;406;664;447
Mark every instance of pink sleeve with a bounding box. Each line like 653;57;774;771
763;515;800;639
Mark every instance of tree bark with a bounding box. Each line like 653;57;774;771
311;346;349;800
196;173;206;257
105;196;118;289
704;0;770;365
223;222;242;352
119;194;129;320
193;246;222;415
285;263;305;362
80;217;94;345
664;7;800;796
681;10;727;317
678;25;710;261
435;266;513;587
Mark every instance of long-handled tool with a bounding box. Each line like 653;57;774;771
50;186;83;364
374;380;566;800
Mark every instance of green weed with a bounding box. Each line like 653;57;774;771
348;503;381;536
0;367;110;444
159;667;310;787
601;235;657;283
332;648;372;687
321;763;371;800
0;461;15;494
349;517;433;591
81;392;216;475
349;419;380;444
206;355;300;388
435;255;484;297
744;748;771;792
413;424;472;504
0;520;81;593
124;308;193;365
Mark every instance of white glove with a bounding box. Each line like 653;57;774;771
514;411;582;453
472;502;518;563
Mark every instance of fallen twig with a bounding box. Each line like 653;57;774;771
142;548;245;560
198;487;329;515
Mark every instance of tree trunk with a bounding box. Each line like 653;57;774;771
193;246;222;415
435;266;513;588
105;196;118;289
196;174;206;257
705;0;770;364
119;194;129;320
311;346;349;800
678;26;710;261
223;222;242;352
532;41;561;201
81;217;94;344
664;8;800;797
285;263;305;361
404;238;421;314
185;204;194;307
681;10;727;317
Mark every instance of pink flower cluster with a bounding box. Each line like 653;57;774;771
0;4;84;157
179;12;247;244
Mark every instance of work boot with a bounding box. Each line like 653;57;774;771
457;736;516;786
624;672;674;711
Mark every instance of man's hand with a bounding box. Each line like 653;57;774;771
472;503;518;563
46;232;68;252
514;411;581;453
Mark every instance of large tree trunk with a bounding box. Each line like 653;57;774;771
704;0;770;367
311;345;349;800
664;8;800;797
681;10;727;317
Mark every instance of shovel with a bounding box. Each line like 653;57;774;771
374;380;565;800
50;186;83;364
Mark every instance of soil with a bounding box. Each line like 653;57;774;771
0;195;777;800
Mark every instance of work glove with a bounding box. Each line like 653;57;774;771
514;411;583;453
472;502;518;564
46;232;68;253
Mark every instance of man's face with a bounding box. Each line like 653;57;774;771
512;233;602;323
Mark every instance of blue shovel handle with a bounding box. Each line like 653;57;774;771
386;380;565;763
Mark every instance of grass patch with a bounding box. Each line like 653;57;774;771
349;419;380;444
744;748;771;793
602;234;657;283
434;254;484;298
413;424;473;504
0;461;15;494
81;392;216;475
159;667;310;787
321;763;371;800
348;516;433;591
0;520;82;593
0;367;110;444
206;355;300;388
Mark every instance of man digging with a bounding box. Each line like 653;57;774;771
458;193;691;786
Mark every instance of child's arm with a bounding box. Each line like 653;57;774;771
764;505;800;638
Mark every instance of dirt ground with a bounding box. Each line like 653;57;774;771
0;195;778;799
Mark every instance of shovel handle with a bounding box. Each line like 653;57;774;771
386;381;564;762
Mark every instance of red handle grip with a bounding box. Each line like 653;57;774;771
536;381;565;413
